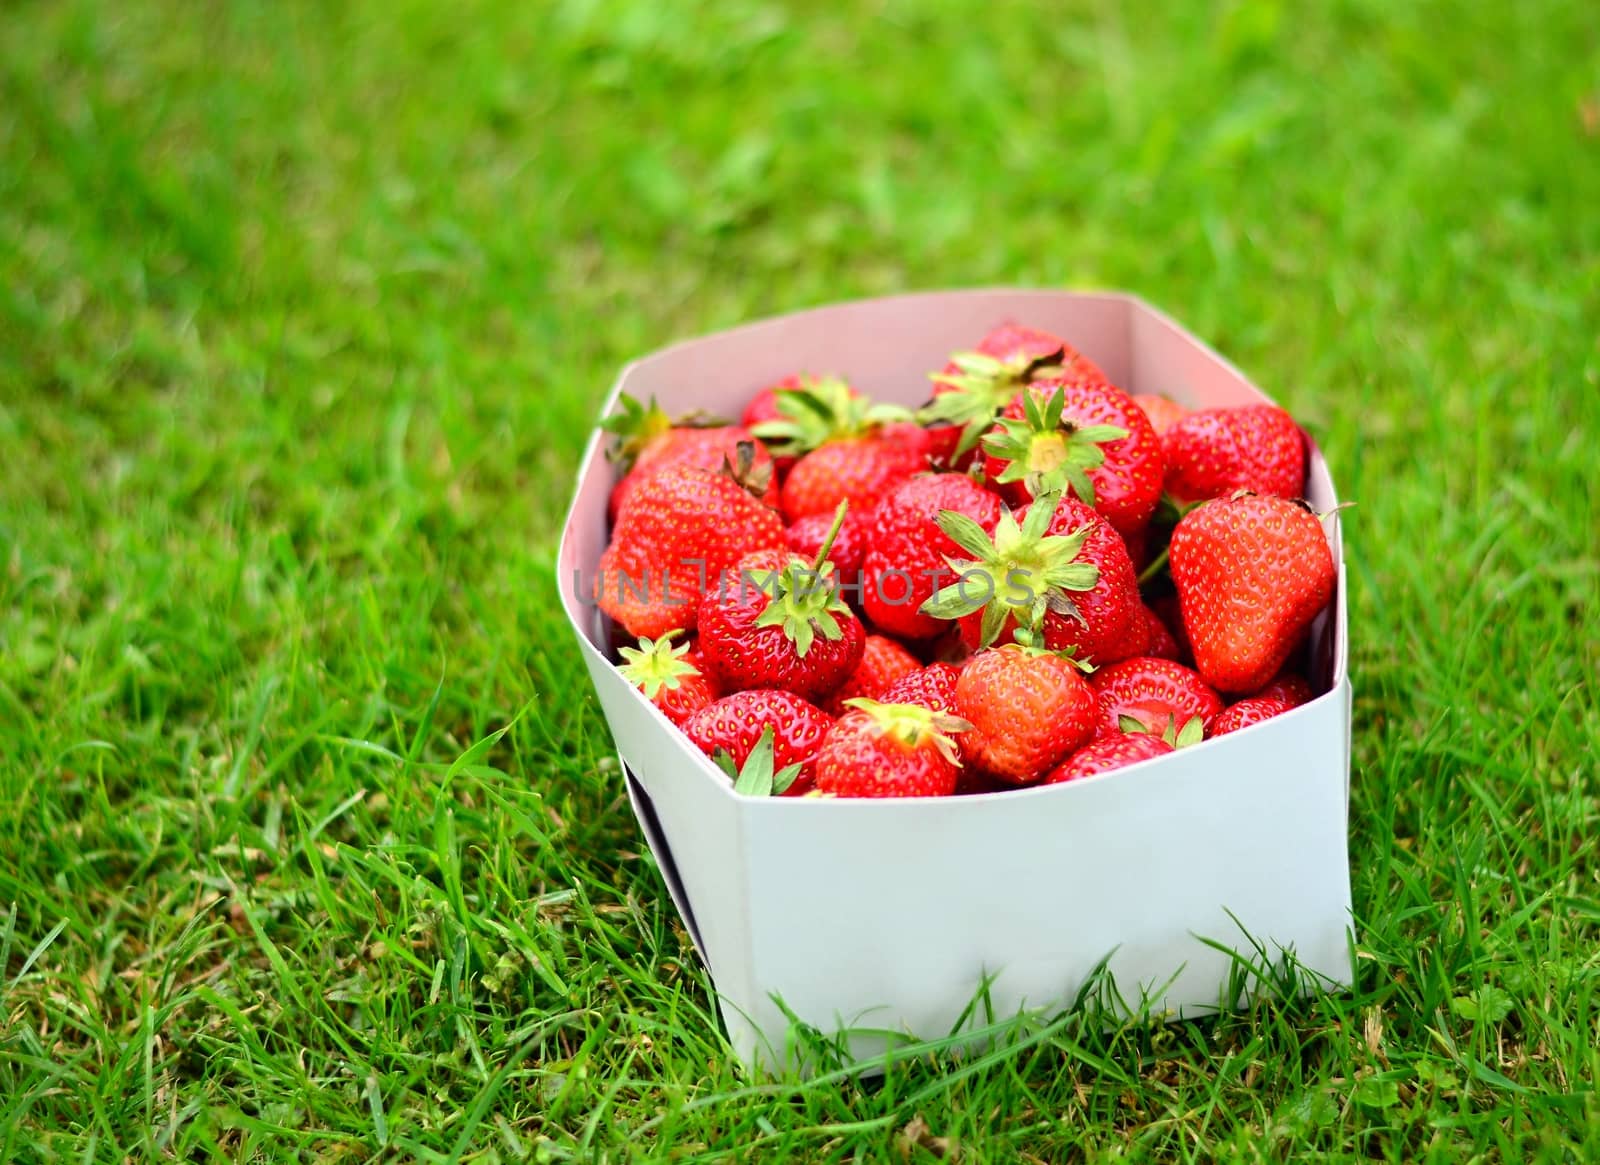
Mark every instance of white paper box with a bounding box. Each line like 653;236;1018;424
557;289;1352;1072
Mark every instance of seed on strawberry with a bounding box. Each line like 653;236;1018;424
1162;405;1306;504
879;662;962;715
822;634;922;717
1206;696;1296;736
980;378;1163;540
1044;732;1174;785
1090;656;1223;740
921;491;1143;665
954;642;1097;784
1169;494;1336;694
861;474;1006;640
681;689;834;795
697;504;866;702
597;456;787;639
815;699;972;798
615;631;719;727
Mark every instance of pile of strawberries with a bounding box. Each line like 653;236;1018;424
593;323;1337;798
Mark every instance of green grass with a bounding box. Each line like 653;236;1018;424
2;0;1598;1159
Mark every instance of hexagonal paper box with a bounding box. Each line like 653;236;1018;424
558;290;1352;1072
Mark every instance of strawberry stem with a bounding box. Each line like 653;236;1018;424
809;500;849;576
1137;546;1170;586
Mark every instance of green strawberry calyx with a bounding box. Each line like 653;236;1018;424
980;384;1127;508
843;698;973;767
919;347;1067;457
919;490;1102;650
601;393;726;472
718;440;775;499
749;501;853;657
714;727;803;797
750;377;911;458
1120;713;1205;749
616;630;700;700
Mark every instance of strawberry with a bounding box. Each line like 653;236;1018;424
696;506;866;702
1139;605;1180;661
879;662;962;714
922;492;1143;665
814;699;971;798
919;324;1103;466
1169;494;1336;694
954;642;1097;784
861;474;1006;640
742;374;855;477
603;395;778;519
750;376;924;522
822;634;922;717
608;426;779;520
597;456;787;639
1206;695;1296;737
1254;672;1313;706
980;378;1163;540
615;632;719;727
779;438;925;522
1090;656;1223;740
681;689;833;794
785;507;868;598
1044;732;1174;785
1149;594;1194;665
1132;393;1188;437
1162;405;1306;504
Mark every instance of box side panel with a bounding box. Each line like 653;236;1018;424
736;696;1354;1070
611;290;1137;412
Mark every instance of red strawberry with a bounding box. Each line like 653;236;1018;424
1139;605;1180;661
615;632;719;727
980;378;1163;540
681;689;833;794
1149;594;1194;665
1169;494;1336;694
815;699;971;798
822;634;922;717
785;508;868;597
879;662;962;714
861;474;1006;640
1162;406;1306;504
750;376;924;521
1090;657;1223;740
954;644;1097;784
697;508;866;702
741;375;822;476
1131;393;1187;437
603;395;778;519
920;324;1104;467
1044;732;1174;785
608;426;779;520
1206;696;1296;736
1254;672;1313;706
926;492;1143;665
597;458;787;639
780;437;925;523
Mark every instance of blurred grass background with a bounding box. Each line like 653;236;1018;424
2;0;1598;1160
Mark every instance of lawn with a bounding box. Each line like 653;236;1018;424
2;0;1598;1159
